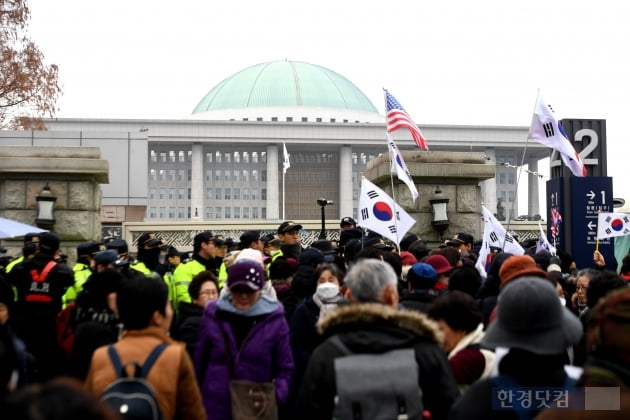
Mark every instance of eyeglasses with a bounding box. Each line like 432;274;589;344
199;289;219;296
576;284;588;291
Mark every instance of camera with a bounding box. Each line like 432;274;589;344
317;198;333;207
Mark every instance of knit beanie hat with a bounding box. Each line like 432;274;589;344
406;262;438;290
227;259;266;291
498;255;547;290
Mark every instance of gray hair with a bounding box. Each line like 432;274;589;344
345;259;398;303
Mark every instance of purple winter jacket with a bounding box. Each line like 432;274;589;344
194;296;294;420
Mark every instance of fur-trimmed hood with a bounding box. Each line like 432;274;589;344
317;303;442;345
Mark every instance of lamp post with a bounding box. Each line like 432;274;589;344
317;198;333;239
36;182;56;227
429;186;450;239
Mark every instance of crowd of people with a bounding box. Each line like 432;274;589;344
0;217;629;419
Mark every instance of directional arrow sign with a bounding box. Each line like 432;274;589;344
586;190;595;200
587;221;596;230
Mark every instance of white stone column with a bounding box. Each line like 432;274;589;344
266;144;280;220
339;145;353;219
191;143;203;220
528;158;540;217
481;148;497;213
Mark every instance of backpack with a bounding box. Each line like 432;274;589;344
101;343;167;420
330;335;424;420
56;301;77;361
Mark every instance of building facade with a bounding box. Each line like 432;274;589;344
0;60;550;230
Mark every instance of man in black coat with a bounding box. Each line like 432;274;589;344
296;259;459;420
8;232;74;382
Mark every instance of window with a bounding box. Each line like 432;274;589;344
242;170;249;182
187;188;191;199
301;117;308;122
508;191;515;202
188;169;192;181
205;207;213;219
215;188;222;200
286;117;293;122
159;189;166;200
252;152;258;163
224;207;231;219
168;169;175;181
206;152;213;163
206;188;213;199
149;207;156;218
169;151;176;162
179;188;185;200
159;207;166;219
233;170;239;182
252;170;259;182
251;189;258;200
508;173;515;184
150;169;157;180
316;117;322;122
178;169;185;181
179;151;185;162
150;150;157;162
215;207;222;219
168;207;175;218
159;169;166;180
215;170;221;182
271;117;278;122
224;188;231;200
169;188;175;200
243;207;249;219
243;152;249;163
261;189;267;200
215;151;222;163
261;170;267;182
187;151;192;161
224;171;230;181
499;173;506;184
234;207;240;219
352;172;357;183
262;208;266;219
243;188;249;200
233;188;240;200
160;152;167;162
234;151;240;163
252;207;259;219
330;118;336;123
178;207;185;218
225;152;231;163
149;188;156;199
187;207;191;218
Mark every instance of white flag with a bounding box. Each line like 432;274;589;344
475;206;525;277
358;178;416;245
386;133;419;202
528;93;587;177
597;212;630;240
282;142;290;174
535;221;556;255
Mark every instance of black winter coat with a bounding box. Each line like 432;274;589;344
296;303;459;420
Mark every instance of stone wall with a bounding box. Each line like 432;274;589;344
0;146;109;262
363;151;495;245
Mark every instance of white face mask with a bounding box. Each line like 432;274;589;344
316;282;340;301
559;296;566;307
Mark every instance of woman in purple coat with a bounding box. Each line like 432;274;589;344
194;257;294;420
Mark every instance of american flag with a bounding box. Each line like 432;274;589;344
550;208;563;238
385;90;428;150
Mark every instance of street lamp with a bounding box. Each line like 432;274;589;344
36;182;56;226
429;186;449;237
317;198;334;239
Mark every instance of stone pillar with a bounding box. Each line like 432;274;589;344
528;158;540;217
266;144;280;220
363;151;495;246
0;146;108;263
190;143;203;220
339;145;353;219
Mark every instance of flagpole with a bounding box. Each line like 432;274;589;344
282;168;286;220
384;88;401;246
503;90;540;251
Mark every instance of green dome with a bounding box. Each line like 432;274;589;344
192;61;379;115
